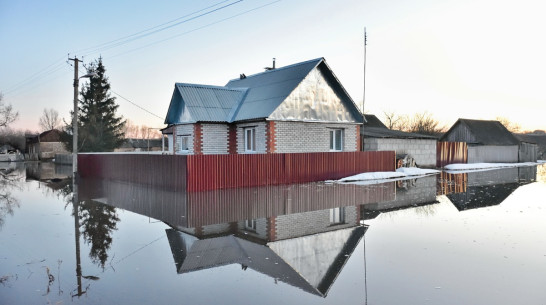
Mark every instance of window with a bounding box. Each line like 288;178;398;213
177;135;190;153
330;207;345;225
329;129;343;151
245;219;257;232
244;127;256;152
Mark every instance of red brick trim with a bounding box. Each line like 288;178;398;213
267;217;276;241
356;125;361;151
193;123;203;154
228;124;237;154
265;121;276;153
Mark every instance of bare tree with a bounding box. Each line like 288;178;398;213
123;120;161;139
403;112;445;136
495;116;521;133
38;108;61;131
382;110;406;130
0;93;18;128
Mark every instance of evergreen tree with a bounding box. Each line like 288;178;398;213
64;58;125;152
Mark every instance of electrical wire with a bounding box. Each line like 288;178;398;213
110;90;164;121
75;0;232;55
109;0;281;59
80;0;243;57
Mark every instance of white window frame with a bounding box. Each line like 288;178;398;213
244;127;256;153
329;129;343;152
330;207;345;225
245;219;257;232
177;135;190;153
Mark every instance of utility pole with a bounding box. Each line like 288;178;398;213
68;56;80;181
363;27;367;115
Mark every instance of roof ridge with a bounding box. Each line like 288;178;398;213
227;57;324;83
175;82;247;91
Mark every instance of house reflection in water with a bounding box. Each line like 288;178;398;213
79;179;395;297
439;166;536;211
76;165;539;297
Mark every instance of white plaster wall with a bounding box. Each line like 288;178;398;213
175;124;194;154
201;124;229;155
274;121;358;153
364;138;437;167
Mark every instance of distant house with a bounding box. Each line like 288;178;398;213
25;129;68;160
162;58;364;154
361;114;437;167
440;119;535;163
114;138;164;152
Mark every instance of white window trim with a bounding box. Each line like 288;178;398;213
177;135;190;153
244;127;256;153
329;128;344;152
330;207;345;225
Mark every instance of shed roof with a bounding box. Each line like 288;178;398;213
362;127;437;139
363;114;387;128
441;119;520;145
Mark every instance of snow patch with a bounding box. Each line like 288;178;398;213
335;167;440;183
444;162;537;173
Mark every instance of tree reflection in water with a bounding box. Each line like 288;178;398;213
78;199;120;269
0;167;23;229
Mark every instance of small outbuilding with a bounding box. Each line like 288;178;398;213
25;129;69;160
440;119;534;163
361;115;437;168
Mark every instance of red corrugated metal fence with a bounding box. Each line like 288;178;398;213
186;151;395;191
79;151;395;192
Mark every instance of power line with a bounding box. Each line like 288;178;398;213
109;0;282;59
79;0;243;57
3;57;67;96
110;90;164;121
75;0;232;54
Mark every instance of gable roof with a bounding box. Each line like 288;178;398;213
165;58;363;124
361;114;437;139
441;119;520;145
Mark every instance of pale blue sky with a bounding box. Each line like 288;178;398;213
1;0;545;132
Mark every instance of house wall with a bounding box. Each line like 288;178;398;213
201;124;229;155
236;121;267;154
39;142;68;160
273;206;358;241
442;123;477;143
273;121;359;153
363;138;437;167
174;124;194;154
468;145;518;163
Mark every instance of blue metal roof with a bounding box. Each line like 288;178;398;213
164;83;247;124
165;58;363;124
225;58;323;122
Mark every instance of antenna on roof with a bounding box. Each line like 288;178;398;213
264;58;276;71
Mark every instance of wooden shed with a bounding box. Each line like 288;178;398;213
440;119;535;163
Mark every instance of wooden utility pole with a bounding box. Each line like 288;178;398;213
68;57;80;179
363;27;367;115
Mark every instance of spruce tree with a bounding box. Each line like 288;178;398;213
64;58;125;152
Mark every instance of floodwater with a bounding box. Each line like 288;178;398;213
1;162;545;305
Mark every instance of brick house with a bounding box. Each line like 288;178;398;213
162;58;364;154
